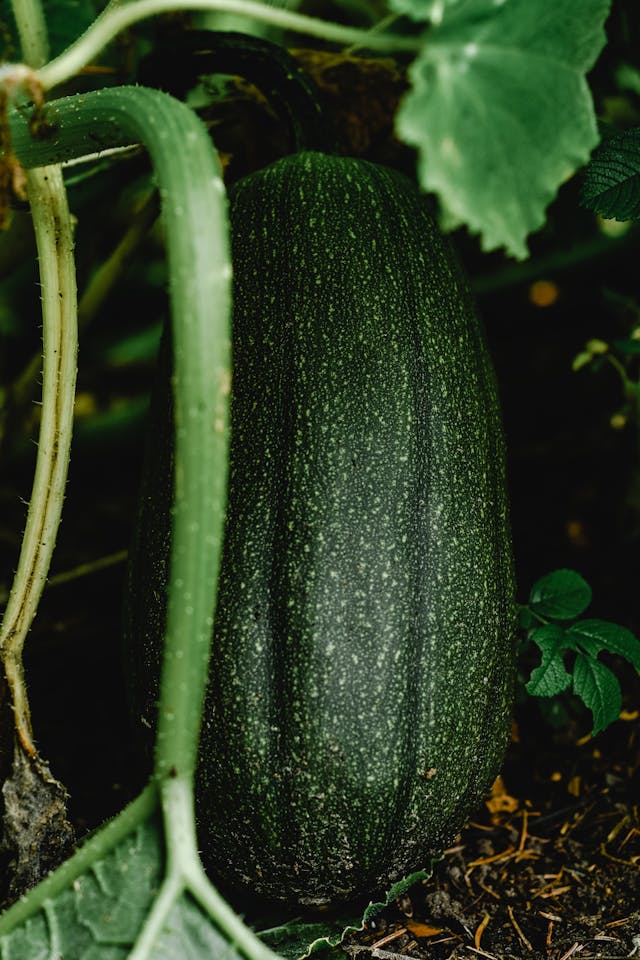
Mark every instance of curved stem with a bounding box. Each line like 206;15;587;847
38;0;422;92
10;86;231;781
139;31;335;152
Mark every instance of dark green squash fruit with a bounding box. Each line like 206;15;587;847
126;150;516;908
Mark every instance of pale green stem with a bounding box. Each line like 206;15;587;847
129;778;276;960
128;872;184;959
0;550;128;607
10;86;231;776
0;0;78;756
38;0;422;91
9;0;48;66
0;166;78;756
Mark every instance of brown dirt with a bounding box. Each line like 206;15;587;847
347;700;640;960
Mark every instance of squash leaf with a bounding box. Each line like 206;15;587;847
0;803;268;959
396;0;611;258
580;126;640;222
0;815;164;958
259;868;432;959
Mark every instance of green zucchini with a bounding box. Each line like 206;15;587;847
126;150;516;908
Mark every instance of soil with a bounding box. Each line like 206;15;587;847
345;701;640;960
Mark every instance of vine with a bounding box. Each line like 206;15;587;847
0;0;78;767
38;0;422;92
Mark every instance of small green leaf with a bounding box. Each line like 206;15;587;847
526;626;572;698
572;653;622;735
529;569;592;620
612;338;640;356
580;126;640;222
529;623;570;653
567;619;640;669
396;0;611;258
517;605;537;630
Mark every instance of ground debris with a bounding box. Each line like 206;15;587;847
345;704;640;960
0;738;74;904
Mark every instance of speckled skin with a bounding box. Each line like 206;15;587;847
126;152;516;908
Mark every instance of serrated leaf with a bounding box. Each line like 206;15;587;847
526;623;571;697
573;653;622;735
0;812;264;959
529;623;569;654
396;0;611;258
581;127;640;221
529;569;592;620
260;868;431;960
567;619;640;670
526;645;572;698
261;920;356;960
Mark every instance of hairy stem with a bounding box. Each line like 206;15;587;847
0;0;78;757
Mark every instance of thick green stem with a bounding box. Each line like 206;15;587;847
2;83;286;960
13;85;232;784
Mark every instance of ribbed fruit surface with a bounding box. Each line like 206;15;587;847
126;151;516;908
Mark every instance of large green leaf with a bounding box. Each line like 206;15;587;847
0;819;163;958
396;0;611;258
